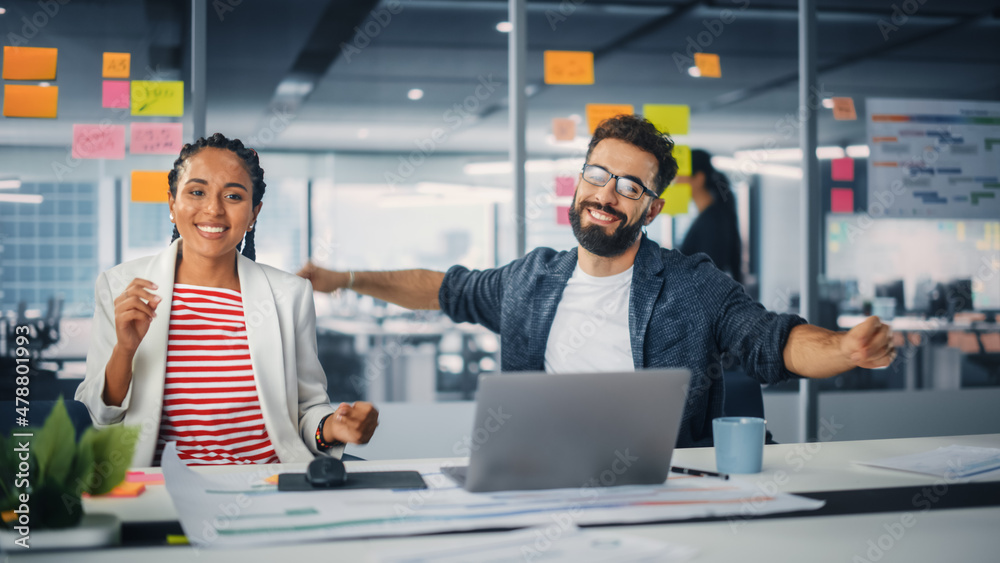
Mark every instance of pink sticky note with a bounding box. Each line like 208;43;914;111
126;470;166;485
556;205;571;225
831;187;854;213
555;176;576;197
831;158;854;182
130;122;183;155
102;80;130;109
72;124;126;160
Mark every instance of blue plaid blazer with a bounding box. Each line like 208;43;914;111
438;234;806;447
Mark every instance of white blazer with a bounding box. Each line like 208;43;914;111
76;239;343;466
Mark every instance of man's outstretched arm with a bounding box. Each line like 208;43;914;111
783;316;895;378
298;262;444;310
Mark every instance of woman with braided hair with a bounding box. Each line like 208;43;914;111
78;133;378;467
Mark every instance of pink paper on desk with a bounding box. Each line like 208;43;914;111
102;80;130;108
831;158;854;182
72;124;126;160
126;470;166;485
556;205;571;225
555;176;576;197
831;187;854;213
130;122;183;155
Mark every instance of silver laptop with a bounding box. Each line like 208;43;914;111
442;369;690;492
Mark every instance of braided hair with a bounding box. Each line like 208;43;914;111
167;133;266;261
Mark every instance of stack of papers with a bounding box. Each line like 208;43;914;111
856;445;1000;479
160;444;824;549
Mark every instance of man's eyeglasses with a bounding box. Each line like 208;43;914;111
580;164;657;200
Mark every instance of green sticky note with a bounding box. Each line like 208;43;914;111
131;80;184;116
674;145;692;176
644;104;689;136
660;183;691;215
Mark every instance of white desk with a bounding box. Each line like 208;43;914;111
7;434;1000;562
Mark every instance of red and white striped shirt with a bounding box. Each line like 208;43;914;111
154;284;279;465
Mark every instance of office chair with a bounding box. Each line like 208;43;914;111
722;367;777;444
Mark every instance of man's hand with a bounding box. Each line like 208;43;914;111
323;401;379;445
841;316;895;369
297;261;347;293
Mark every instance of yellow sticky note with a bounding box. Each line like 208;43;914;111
131;171;170;203
829;241;840;253
644;104;689;136
673;145;692;177
2;84;58;118
2;46;57;80
660;183;691;215
131;80;184;116
543;51;594;85
830;222;842;234
166;535;190;545
585;104;634;135
693;52;721;78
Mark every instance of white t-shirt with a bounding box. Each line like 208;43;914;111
543;264;634;373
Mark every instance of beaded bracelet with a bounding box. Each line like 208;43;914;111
316;413;343;450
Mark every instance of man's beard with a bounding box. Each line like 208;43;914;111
568;195;646;258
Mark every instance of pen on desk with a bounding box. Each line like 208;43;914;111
670;466;730;480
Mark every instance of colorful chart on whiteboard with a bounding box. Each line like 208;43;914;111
866;98;1000;219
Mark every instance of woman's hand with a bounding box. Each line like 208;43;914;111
113;278;161;355
323;402;379;445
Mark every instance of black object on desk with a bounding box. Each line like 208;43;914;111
278;470;427;492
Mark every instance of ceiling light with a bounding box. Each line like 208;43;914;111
0;8;6;15
0;194;43;204
687;66;701;78
407;88;424;101
357;128;369;139
0;179;22;189
816;146;846;159
496;21;512;33
822;98;834;109
846;144;870;158
38;82;50;87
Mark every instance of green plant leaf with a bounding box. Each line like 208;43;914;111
68;428;98;498
84;425;139;496
33;398;75;487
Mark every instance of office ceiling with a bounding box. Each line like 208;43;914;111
1;0;998;157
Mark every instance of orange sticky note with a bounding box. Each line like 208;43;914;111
552;117;576;141
103;52;130;78
3;46;58;80
693;53;721;78
585;104;634;135
3;84;58;118
644;104;689;136
832;97;857;121
84;481;146;498
543;51;594;85
131;171;170;203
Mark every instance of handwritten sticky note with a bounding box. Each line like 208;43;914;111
3;46;58;80
585;104;634;134
660;183;691;215
831;188;854;213
131;80;184;116
543;51;594;85
72;124;126;160
832;97;856;121
674;145;692;177
103;52;130;79
555;176;576;197
131;171;170;203
556;205;571;225
3;84;58;118
552;117;577;141
832;158;854;182
693;52;721;78
102;80;130;108
644;104;689;136
130;122;183;155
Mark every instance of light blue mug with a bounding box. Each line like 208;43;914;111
713;417;766;474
